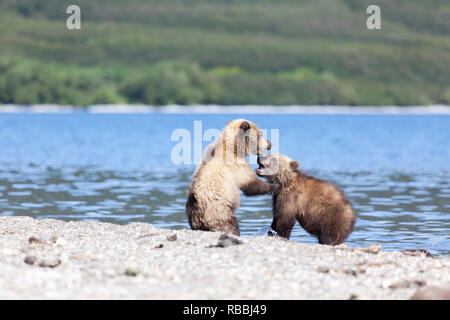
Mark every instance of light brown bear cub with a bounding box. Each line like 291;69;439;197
256;153;356;245
186;119;280;236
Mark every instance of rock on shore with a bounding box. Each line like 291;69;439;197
0;216;449;299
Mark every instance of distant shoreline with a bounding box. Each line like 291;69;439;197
1;104;450;115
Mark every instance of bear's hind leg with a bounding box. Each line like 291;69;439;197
210;215;240;236
318;232;343;245
272;212;295;239
186;192;202;230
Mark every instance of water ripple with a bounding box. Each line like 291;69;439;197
0;114;449;255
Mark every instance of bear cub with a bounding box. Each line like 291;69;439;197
256;153;356;245
186;119;280;236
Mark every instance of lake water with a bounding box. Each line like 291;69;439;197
0;112;449;255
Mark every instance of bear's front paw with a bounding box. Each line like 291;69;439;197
270;183;281;193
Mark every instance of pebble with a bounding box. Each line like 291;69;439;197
167;234;177;241
214;234;243;248
317;266;329;273
411;286;450;300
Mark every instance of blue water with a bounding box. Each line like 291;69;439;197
0;113;449;255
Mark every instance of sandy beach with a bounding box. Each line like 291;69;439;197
0;216;449;299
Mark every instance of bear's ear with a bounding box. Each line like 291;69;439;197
239;121;251;132
290;161;300;171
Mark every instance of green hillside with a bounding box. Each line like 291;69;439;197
0;0;449;106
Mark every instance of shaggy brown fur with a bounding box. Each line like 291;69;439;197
186;119;280;236
256;153;356;245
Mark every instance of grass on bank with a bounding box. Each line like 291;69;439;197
0;0;449;106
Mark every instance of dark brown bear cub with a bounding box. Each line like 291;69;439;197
256;153;356;245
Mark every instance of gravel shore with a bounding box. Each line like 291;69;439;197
0;216;449;299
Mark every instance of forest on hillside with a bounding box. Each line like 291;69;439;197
0;0;449;106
